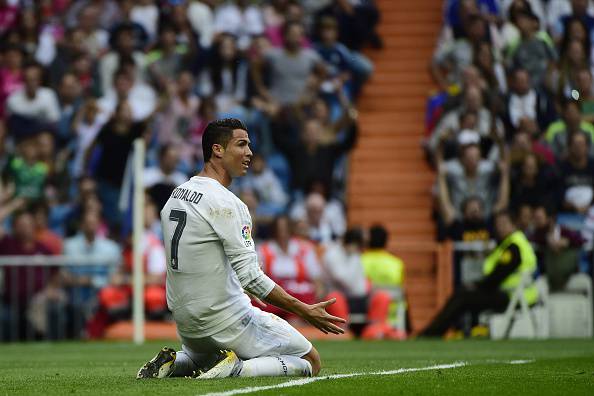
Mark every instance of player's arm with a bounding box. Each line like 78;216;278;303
263;285;346;335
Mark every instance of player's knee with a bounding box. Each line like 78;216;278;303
303;347;321;376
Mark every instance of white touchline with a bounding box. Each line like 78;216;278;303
199;362;467;396
198;359;536;396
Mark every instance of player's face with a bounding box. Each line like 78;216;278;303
222;129;252;178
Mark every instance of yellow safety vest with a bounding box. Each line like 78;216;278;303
483;230;538;305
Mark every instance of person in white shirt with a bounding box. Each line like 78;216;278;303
137;118;344;380
6;63;60;124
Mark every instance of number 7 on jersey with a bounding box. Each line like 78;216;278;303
169;209;187;270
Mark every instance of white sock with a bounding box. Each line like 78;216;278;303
238;356;312;377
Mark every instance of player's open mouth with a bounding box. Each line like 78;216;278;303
242;160;250;169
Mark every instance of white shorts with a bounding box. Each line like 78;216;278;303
180;307;312;361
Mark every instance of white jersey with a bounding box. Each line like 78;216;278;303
161;176;275;337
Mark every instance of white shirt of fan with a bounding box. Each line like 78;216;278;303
162;176;275;338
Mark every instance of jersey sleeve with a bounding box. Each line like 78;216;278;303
203;195;276;299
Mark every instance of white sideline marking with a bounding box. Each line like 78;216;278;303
509;359;535;364
199;362;467;396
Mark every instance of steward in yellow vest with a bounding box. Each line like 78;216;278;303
420;211;537;337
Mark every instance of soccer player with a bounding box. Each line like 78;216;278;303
137;119;345;379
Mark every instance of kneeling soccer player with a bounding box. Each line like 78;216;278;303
137;119;345;379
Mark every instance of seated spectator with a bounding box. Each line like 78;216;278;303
428;85;503;158
503;68;554;135
0;209;59;341
236;153;289;219
575;66;594;122
304;94;358;146
0;0;18;36
48;27;88;88
62;209;121;302
130;0;159;42
258;215;324;320
71;98;110;178
144;144;188;211
509;119;556;166
0;43;24;120
552;0;594;44
510;152;556;210
273;116;357;196
258;21;326;107
213;0;264;51
546;38;590;99
506;9;556;90
314;16;373;100
472;40;507;101
431;14;488;92
529;204;584;290
322;227;368;301
15;7;57;66
31;200;63;255
3;133;48;201
98;62;156;122
199;33;248;116
77;4;109;58
187;0;215;49
99;24;146;96
546;98;594;159
146;23;192;93
6;62;60;125
441;196;493;243
54;73;83;148
436;137;509;222
290;190;346;244
557;131;594;214
421;210;538;337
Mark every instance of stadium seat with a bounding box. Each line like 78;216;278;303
547;274;593;338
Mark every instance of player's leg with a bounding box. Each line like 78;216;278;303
200;309;318;378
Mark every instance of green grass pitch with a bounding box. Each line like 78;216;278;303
1;339;593;395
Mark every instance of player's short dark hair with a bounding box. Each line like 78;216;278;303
368;225;388;249
202;118;247;162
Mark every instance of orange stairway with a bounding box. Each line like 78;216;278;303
347;0;452;331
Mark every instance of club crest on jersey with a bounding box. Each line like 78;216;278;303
241;225;252;247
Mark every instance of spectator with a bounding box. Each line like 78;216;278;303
3;133;48;201
0;0;19;36
199;33;248;116
48;27;88;88
322;227;367;300
130;0;159;42
236;153;289;218
71;98;109;179
0;44;24;120
6;63;60;125
431;14;488;91
442;195;493;242
31;200;63;256
547;38;590;99
557;131;594;214
553;0;594;44
146;23;192;93
77;4;109;58
15;7;56;66
436;138;509;222
156;70;200;145
314;16;373;100
509;152;556;210
545;98;594;158
503;68;553;135
273;116;358;195
62;209;121;304
258;215;324;320
144;144;187;212
187;0;215;49
56;72;83;146
98;63;156;122
575;66;594;122
108;0;149;51
66;0;120;31
530;204;584;290
506;9;556;90
84;101;148;227
259;21;326;106
0;209;59;341
213;0;264;51
99;24;146;96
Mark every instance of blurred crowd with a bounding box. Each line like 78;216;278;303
428;0;594;289
0;0;393;341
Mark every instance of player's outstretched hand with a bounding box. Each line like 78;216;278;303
301;298;347;335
